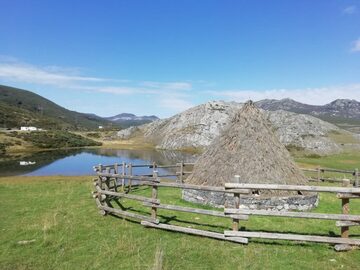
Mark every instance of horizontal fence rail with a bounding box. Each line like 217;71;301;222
224;183;360;194
301;166;359;187
92;162;360;251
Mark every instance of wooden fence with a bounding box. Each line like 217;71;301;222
302;167;359;187
94;163;359;187
92;162;360;251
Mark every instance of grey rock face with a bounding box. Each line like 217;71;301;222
265;110;342;154
117;100;357;154
117;126;139;139
182;189;319;211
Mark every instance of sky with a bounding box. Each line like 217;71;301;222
0;0;360;118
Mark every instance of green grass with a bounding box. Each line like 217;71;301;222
296;151;360;171
0;176;359;270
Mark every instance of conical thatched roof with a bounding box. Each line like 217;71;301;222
186;101;308;194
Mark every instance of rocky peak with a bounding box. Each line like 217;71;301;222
117;100;357;154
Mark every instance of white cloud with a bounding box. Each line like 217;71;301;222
207;84;360;104
0;62;108;86
142;81;192;91
351;38;360;52
82;86;139;95
0;58;193;97
343;5;357;14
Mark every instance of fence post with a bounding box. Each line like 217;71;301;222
334;178;352;251
121;162;126;192
128;163;133;192
341;179;350;239
114;163;118;174
355;168;359;187
95;164;107;216
112;163;118;192
179;162;184;183
97;164;103;188
104;167;111;191
151;169;158;221
232;175;241;231
317;166;321;182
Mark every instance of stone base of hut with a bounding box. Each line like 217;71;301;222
182;190;319;211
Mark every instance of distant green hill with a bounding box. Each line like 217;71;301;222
0;85;120;130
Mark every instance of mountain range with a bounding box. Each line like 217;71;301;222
0;85;158;130
256;98;360;133
1;84;360;135
105;113;159;128
118;100;360;154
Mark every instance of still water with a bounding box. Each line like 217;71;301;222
0;148;197;177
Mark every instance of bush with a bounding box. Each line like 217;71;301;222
0;143;6;155
14;131;102;149
86;132;101;138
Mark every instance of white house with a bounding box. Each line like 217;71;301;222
98;126;103;129
20;127;38;131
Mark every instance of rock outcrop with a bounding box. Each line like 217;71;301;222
117;100;357;154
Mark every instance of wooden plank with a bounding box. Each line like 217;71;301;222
98;189;160;204
341;198;350;238
341;179;351;239
337;193;360;199
97;173;159;182
156;164;180;169
121;161;126;192
100;205;159;224
130;164;153;168
158;174;179;178
224;231;360;245
143;202;249;220
178;162;184;183
224;183;360;194
336;221;360;227
232;175;241;231
176;171;192;175
151;169;158;220
141;221;248;244
183;163;195;166
147;182;250;194
300;168;318;172
321;168;354;174
128;163;133;192
224;208;360;222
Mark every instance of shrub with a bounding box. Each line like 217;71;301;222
14;131;102;149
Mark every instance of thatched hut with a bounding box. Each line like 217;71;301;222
183;101;318;210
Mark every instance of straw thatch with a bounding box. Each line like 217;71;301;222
186;101;308;196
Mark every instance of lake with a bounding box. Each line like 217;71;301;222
0;148;198;177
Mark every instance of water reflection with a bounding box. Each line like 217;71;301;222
0;148;198;177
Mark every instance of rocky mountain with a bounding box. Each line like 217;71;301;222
105;113;159;128
117;101;359;154
0;85;119;130
256;98;360;133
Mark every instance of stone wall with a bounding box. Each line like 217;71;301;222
182;189;319;211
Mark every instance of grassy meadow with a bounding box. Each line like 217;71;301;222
0;152;360;269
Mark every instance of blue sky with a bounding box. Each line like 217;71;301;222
0;0;360;118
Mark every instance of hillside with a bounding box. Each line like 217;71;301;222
105;113;159;128
0;130;102;155
117;101;360;155
256;98;360;133
0;85;119;131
